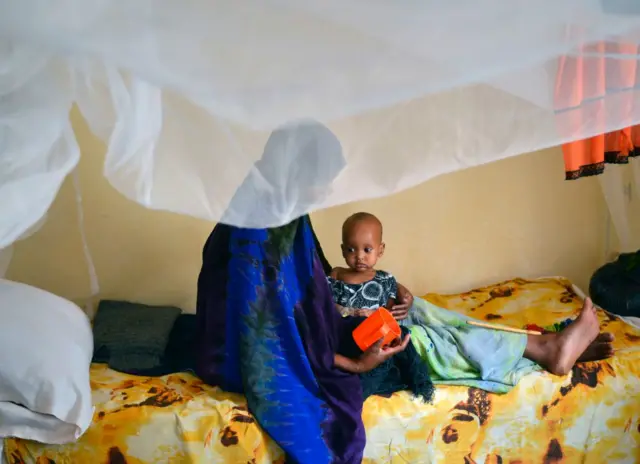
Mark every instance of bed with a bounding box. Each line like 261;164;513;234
4;277;640;463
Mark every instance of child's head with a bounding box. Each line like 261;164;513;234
341;212;385;272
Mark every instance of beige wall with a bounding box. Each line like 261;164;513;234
7;116;609;313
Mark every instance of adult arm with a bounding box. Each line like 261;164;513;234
334;335;411;374
391;283;414;321
334;354;364;374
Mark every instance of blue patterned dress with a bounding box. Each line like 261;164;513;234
196;217;365;464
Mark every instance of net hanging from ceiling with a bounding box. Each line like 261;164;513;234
2;0;640;250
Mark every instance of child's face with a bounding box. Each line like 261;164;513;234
341;221;385;273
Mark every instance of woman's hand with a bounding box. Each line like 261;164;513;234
355;334;411;373
391;283;414;321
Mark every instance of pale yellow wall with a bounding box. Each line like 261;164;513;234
7;115;609;313
313;150;608;296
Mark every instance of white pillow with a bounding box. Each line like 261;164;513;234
0;279;94;444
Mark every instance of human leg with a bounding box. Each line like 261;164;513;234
523;298;601;375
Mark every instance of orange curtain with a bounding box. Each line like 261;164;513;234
557;41;640;180
563;126;640;179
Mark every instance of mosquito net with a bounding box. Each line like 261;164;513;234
2;0;640;249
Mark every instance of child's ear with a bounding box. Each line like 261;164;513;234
341;244;347;256
379;242;386;256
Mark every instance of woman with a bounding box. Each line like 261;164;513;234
196;121;408;464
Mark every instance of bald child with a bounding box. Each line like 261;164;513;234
328;212;400;318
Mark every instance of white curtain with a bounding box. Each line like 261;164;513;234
599;161;640;254
0;247;12;279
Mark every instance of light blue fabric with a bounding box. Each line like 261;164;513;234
406;297;541;393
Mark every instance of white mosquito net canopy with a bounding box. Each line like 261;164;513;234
2;0;640;250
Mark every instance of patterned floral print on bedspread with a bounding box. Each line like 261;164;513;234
4;277;640;463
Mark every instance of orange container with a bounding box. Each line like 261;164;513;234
352;307;401;352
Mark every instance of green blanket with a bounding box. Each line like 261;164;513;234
407;297;541;393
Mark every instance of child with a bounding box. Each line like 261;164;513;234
328;212;398;318
326;213;434;402
328;212;614;387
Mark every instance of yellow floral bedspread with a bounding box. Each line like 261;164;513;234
5;277;640;463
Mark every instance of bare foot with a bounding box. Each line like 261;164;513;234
578;332;615;362
525;298;600;375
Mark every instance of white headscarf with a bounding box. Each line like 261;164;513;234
222;120;346;228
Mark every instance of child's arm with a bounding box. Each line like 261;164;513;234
336;304;352;317
330;269;369;317
336;304;374;318
329;267;343;279
329;271;348;317
354;308;375;317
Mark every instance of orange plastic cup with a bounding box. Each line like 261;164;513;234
352;307;401;352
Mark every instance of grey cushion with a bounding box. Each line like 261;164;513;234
92;300;181;373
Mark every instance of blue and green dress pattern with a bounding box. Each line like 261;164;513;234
196;216;365;464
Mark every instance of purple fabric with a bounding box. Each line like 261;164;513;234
294;255;366;463
195;223;231;388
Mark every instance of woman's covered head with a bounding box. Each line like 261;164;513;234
257;119;345;200
225;120;346;228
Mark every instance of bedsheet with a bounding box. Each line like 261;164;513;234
4;277;640;463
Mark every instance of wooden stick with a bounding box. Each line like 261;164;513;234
467;320;542;335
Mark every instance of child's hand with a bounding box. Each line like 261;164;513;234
354;309;375;318
356;334;411;373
